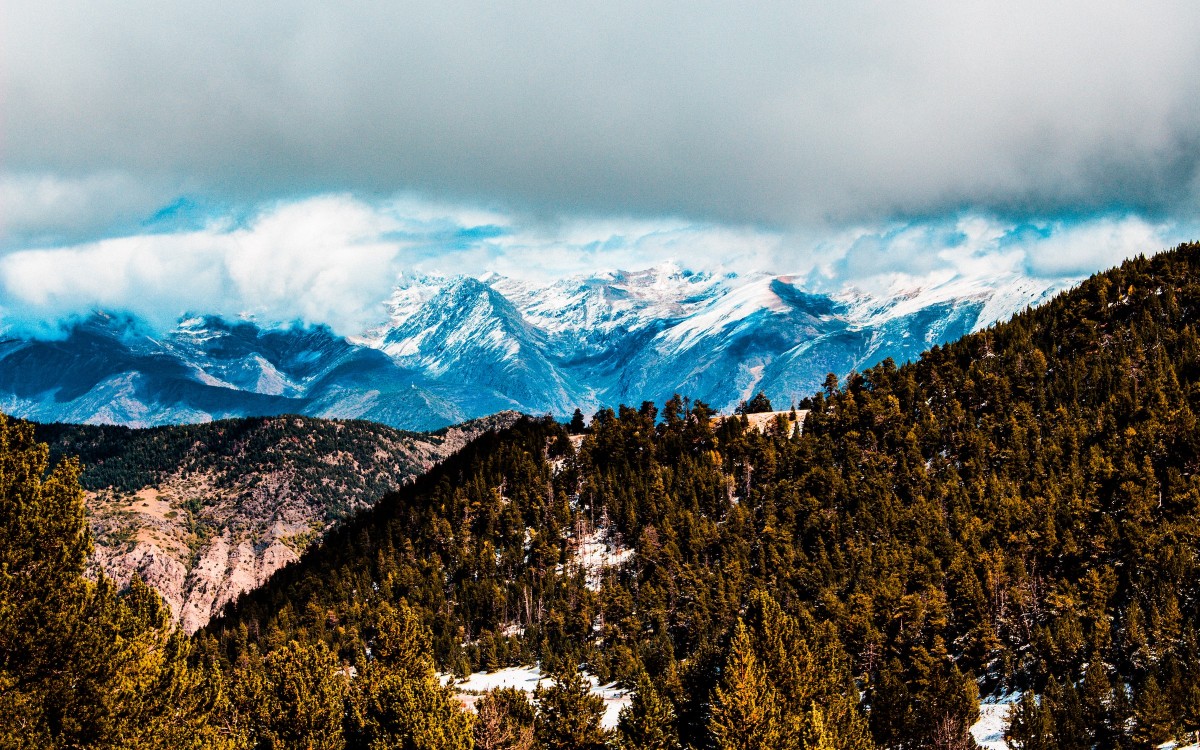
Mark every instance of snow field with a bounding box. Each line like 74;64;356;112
970;693;1019;750
443;665;631;729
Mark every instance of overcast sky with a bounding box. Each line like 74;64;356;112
3;1;1199;332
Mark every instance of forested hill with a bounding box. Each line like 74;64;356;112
202;245;1200;748
28;411;520;632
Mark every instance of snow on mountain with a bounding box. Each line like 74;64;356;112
834;271;1067;333
0;265;1068;429
380;277;582;415
491;262;726;340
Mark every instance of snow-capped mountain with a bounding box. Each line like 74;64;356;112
0;266;1067;429
380;277;580;415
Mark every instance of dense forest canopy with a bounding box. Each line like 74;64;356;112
6;245;1200;747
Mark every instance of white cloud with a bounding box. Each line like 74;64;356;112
0;173;172;248
0;194;1190;338
817;214;1192;295
1019;217;1172;277
0;195;410;336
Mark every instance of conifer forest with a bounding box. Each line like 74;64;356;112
7;245;1200;748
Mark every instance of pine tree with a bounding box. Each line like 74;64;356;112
868;659;914;749
369;601;435;677
0;415;90;744
0;415;241;749
805;703;837;750
249;640;348;750
736;393;773;415
1045;678;1087;750
910;640;978;750
1005;692;1053;750
741;592;871;749
351;666;473;750
617;671;681;750
1079;657;1112;743
348;602;473;750
474;688;536;750
1131;675;1173;746
535;666;609;750
709;621;793;750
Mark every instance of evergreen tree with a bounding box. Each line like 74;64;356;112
736;392;774;415
0;415;90;745
1045;678;1087;750
1005;692;1053;750
910;640;978;749
709;621;793;750
1131;675;1173;747
535;666;609;750
868;660;914;749
240;639;347;750
804;703;840;750
348;602;473;750
474;688;536;750
0;415;241;749
617;671;682;750
1078;657;1112;744
741;592;872;749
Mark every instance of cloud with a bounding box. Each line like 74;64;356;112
0;196;409;336
4;1;1200;229
818;213;1194;294
0;173;173;249
0;193;1191;339
0;194;786;336
1017;217;1173;277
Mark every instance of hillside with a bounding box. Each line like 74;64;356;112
205;245;1200;747
32;411;519;632
6;244;1200;747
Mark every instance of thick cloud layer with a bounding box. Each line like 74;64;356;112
5;1;1200;231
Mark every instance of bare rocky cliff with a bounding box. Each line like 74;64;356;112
38;412;520;632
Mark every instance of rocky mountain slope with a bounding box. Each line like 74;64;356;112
34;411;519;632
0;265;1066;430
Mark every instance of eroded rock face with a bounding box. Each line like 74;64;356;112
73;413;520;632
176;533;300;633
94;537;190;616
92;527;302;633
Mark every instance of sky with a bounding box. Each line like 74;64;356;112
2;1;1200;335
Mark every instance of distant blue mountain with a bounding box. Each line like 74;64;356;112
0;266;1063;429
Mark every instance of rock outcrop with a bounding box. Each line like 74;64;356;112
38;412;520;632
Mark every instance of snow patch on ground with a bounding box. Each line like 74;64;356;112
449;665;545;694
970;693;1020;750
444;665;631;729
573;530;635;591
969;691;1199;750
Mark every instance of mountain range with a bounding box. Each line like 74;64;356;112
0;264;1065;430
